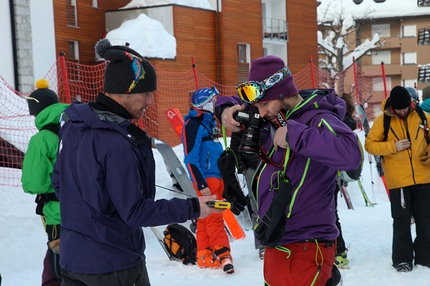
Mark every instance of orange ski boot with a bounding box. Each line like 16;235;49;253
214;246;234;274
197;249;220;269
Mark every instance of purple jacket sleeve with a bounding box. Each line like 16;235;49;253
214;95;242;125
287;113;361;172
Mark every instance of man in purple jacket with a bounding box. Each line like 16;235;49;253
51;39;221;286
215;55;361;286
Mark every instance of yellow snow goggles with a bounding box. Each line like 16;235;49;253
237;67;291;104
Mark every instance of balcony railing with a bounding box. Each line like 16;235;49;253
418;65;430;82
262;18;288;42
418;27;430;45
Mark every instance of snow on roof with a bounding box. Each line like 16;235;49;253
106;0;215;59
105;13;176;59
121;0;213;10
318;0;430;23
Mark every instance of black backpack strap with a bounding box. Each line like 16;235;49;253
35;193;59;215
40;124;60;136
383;106;429;145
383;114;390;142
191;116;216;142
415;105;430;145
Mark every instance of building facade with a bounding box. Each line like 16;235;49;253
317;0;430;116
6;0;318;91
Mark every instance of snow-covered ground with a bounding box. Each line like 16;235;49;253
1;131;430;285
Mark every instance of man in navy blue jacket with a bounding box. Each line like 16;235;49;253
52;39;220;286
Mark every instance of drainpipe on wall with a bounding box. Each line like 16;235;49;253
216;0;222;85
9;0;19;91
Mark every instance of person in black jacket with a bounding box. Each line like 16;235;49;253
333;92;357;269
229;129;265;258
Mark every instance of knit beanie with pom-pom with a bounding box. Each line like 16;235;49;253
27;79;59;116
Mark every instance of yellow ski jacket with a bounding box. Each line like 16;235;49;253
365;99;430;189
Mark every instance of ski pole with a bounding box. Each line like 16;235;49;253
367;152;377;205
156;184;193;197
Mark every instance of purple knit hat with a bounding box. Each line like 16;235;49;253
248;55;298;102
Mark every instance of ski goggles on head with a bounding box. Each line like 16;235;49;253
237;67;292;104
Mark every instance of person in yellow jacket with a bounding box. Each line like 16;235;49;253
365;86;430;273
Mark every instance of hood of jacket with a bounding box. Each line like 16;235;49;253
286;89;346;122
184;108;214;125
35;103;69;130
64;101;135;142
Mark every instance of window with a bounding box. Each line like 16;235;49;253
403;79;416;87
237;43;250;83
371;50;391;65
418;0;430;6
68;41;79;61
66;0;78;27
372;24;390;38
403;52;417;65
418;66;430;82
92;0;98;8
418;27;430;45
68;41;81;81
372;103;383;118
402;25;416;37
373;77;391;92
237;44;247;63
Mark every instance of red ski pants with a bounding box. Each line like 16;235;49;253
264;240;335;286
195;177;230;252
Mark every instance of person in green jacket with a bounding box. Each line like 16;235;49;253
21;79;69;285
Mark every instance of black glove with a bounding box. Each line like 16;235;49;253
217;149;248;215
255;174;292;248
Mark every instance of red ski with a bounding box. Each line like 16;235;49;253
340;186;354;210
165;108;246;240
165;108;184;139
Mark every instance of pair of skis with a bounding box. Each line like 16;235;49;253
340;179;373;210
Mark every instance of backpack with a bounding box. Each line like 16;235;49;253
340;133;365;182
382;105;429;144
34;124;61;215
163;224;197;265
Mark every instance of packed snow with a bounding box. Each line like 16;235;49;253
1;130;430;285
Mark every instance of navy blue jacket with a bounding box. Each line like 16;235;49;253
52;100;200;274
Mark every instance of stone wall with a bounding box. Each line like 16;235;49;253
14;0;34;93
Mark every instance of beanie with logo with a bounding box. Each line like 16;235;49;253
95;38;157;94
